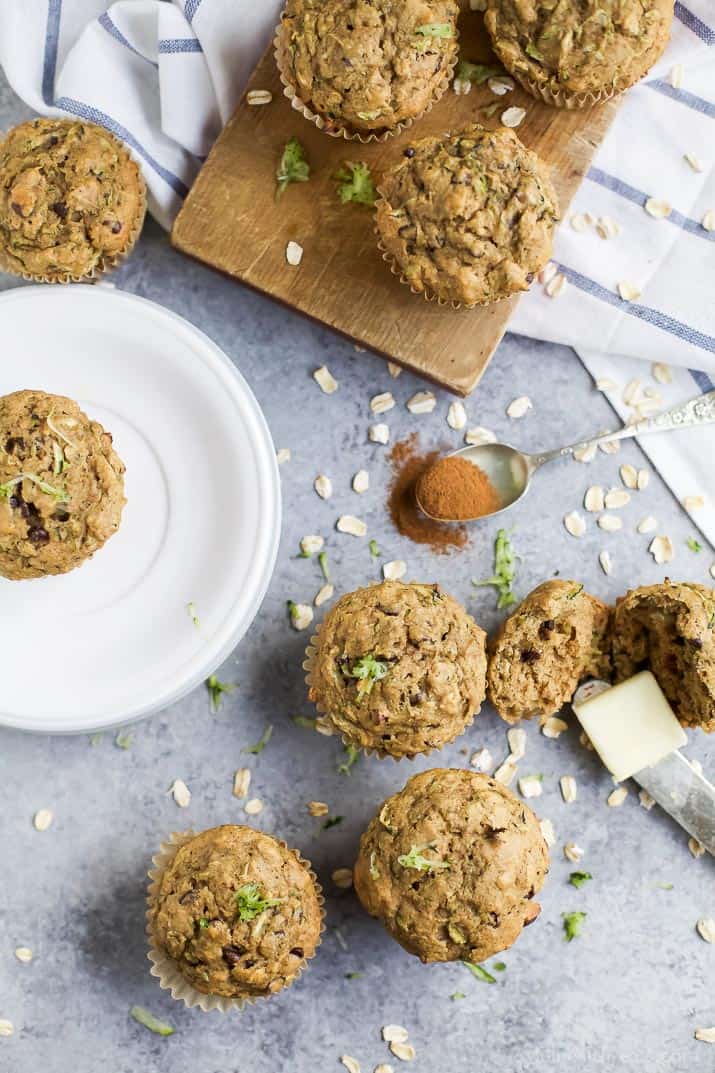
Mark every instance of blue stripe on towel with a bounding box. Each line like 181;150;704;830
184;0;204;26
647;80;715;118
99;12;158;67
674;2;715;44
158;38;203;54
53;96;189;197
690;369;714;392
42;0;63;106
587;167;715;242
555;263;715;355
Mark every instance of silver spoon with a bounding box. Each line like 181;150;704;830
416;389;715;523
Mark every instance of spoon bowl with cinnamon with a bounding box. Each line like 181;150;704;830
415;389;715;524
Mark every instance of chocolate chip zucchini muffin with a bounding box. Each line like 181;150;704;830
484;0;673;107
488;580;611;723
612;581;715;734
150;826;323;1002
376;125;559;306
276;0;459;137
354;769;549;963
0;117;145;282
307;581;487;758
0;389;126;580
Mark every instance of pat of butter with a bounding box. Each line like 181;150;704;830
573;671;687;781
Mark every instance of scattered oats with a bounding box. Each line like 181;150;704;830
307;800;329;817
564;842;585;863
570;213;589;232
598;438;620;455
369;423;390;445
684;152;704;173
233;768;251;799
689;837;705;859
488;75;514;95
618;281;641;302
33;808;53;831
453;77;471;95
507;727;527;760
643;386;660;399
542;716;568;739
276;447;291;465
14;947;33;963
584;485;605;512
507;395;532;419
501;106;526;128
711;563;715;580
573;442;597;463
649;535;674;565
315;583;334;607
564;511;586;538
540;819;556;847
337;515;367;537
638;788;655;810
464;426;496;446
382;1026;409;1044
332;867;354;889
635;469;649;491
313;365;338;394
607;786;628;807
245;797;263;815
598;514;623;533
696;918;715;943
406;391;436;414
470;747;494;772
702;210;715;233
637;515;657;534
545;272;567;298
605;488;630;509
579;730;594;751
341;1056;361;1073
286;240;303;267
596;216;620;239
375;1066;395;1073
315;716;334;736
387;362;402;378
560;775;578;803
518;775;543;798
595;377;617;391
599;549;613;576
651;362;672;385
355;345;366;353
695;1028;715;1044
669;63;683;88
383;560;407;581
0;1021;13;1038
447;401;467;430
289;602;314;631
314;474;333;499
170;779;191;808
683;495;705;512
300;534;324;556
583;212;596;227
390;1043;416;1062
247;89;272;106
352;469;370;494
494;757;518;786
370;392;395;414
644;198;672;219
539;262;557;285
622;378;642;406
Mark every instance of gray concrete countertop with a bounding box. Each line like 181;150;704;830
1;80;713;1073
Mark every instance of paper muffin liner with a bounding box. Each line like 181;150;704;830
303;621;481;761
0;125;147;285
273;22;458;143
510;69;616;110
146;828;325;1013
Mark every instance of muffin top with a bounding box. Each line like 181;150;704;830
376;125;559;306
487;579;612;723
277;0;459;132
0;389;126;580
0;118;144;280
152;825;323;999
354;769;549;963
308;580;487;758
612;580;715;734
484;0;673;99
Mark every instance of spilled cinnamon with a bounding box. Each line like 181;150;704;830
416;454;501;521
388;436;469;553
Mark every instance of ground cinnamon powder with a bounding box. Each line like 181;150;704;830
416;454;501;521
388;436;469;553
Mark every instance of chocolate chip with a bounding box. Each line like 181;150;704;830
290;947;304;958
53;509;70;522
28;526;49;545
538;619;555;640
52;201;68;219
520;647;540;664
8;495;20;509
526;272;534;283
111;221;122;234
403;147;416;158
10;202;24;217
222;945;245;967
689;637;703;650
409;691;425;706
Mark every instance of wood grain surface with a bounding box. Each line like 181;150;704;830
172;2;620;396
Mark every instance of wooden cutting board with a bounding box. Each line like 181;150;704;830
172;2;620;396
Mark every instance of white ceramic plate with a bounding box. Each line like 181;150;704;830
0;286;280;733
